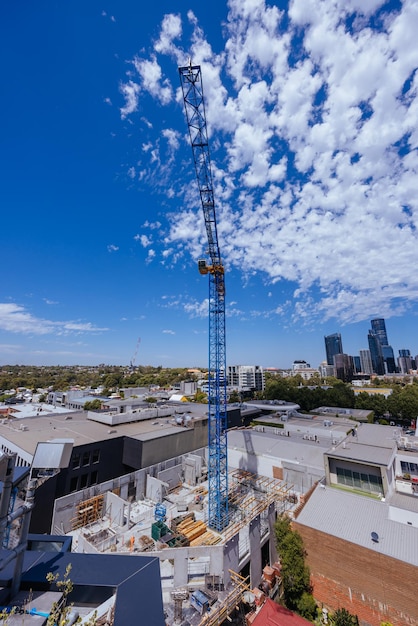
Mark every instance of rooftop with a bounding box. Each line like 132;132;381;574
0;408;205;456
295;484;418;567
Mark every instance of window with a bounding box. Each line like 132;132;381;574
90;470;98;485
82;452;90;467
401;461;418;475
79;474;88;489
92;449;100;464
70;477;78;492
71;452;81;470
336;466;382;494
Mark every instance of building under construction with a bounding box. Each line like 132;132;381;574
51;446;293;625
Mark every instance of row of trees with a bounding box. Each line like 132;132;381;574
2;364;418;424
0;365;201;396
264;374;418;423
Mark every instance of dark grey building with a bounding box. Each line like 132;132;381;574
324;333;343;366
368;330;385;375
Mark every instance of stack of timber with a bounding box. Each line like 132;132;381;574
173;513;221;547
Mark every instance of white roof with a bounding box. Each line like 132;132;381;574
295;484;418;567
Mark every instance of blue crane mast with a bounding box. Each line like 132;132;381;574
179;64;228;532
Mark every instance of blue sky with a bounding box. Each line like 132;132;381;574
1;0;418;369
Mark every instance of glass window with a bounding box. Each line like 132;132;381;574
90;470;98;485
92;449;100;464
71;453;81;470
82;452;90;467
79;474;88;489
70;477;78;492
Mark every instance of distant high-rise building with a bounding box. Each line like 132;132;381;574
334;353;354;382
371;318;389;346
368;318;396;374
353;356;361;373
227;365;265;391
382;345;396;374
398;349;413;374
359;349;373;375
368;331;385;375
325;333;343;366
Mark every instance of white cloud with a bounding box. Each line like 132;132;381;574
119;80;140;119
162;329;175;335
133;56;172;105
0;303;108;336
146;249;156;264
184;299;209;318
107;244;119;252
124;1;418;327
162;128;180;151
135;234;152;247
154;13;182;54
143;220;162;229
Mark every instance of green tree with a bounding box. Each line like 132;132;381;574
274;516;315;614
84;399;102;411
228;390;241;403
330;607;359;625
296;591;317;621
194;390;207;403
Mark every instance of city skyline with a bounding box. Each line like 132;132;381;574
2;0;418;368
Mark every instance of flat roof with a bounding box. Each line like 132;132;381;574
0;410;204;455
325;423;398;466
326;442;394;466
228;429;327;471
295;484;418;567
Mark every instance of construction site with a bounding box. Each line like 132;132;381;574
50;448;292;625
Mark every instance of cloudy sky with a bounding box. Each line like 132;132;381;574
1;0;417;368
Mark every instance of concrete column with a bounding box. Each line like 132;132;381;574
268;502;278;565
249;514;262;588
135;471;146;500
173;554;188;587
222;535;239;587
119;476;129;500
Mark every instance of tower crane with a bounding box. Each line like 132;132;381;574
129;336;141;372
179;64;228;531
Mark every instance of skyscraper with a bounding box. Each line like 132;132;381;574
369;318;397;374
371;318;389;346
334;353;354;382
368;330;385;375
359;349;373;375
398;349;413;374
324;333;343;366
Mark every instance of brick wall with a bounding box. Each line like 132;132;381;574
293;522;418;626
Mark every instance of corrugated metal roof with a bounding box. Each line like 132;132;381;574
295;485;418;566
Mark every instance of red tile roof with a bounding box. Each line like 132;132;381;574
251;599;313;626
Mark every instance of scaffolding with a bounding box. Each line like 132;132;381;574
198;571;251;626
71;494;104;530
223;469;292;542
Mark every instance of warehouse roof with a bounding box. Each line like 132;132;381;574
295;485;418;567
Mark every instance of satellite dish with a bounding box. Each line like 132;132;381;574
371;531;379;543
